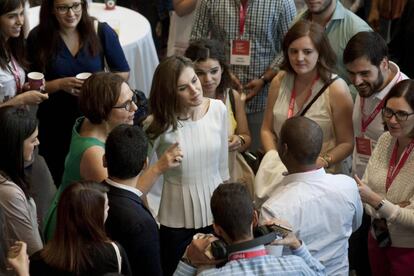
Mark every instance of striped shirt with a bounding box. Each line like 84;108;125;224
190;0;296;113
174;243;325;275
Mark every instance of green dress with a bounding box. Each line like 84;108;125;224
43;117;105;241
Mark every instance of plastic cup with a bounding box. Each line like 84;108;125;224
76;72;92;81
27;72;44;90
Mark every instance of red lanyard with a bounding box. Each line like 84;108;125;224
386;139;414;192
9;57;22;93
288;75;320;118
228;249;267;261
360;98;386;133
360;72;403;134
239;0;248;36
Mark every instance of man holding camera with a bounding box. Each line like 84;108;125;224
260;117;363;275
174;183;325;275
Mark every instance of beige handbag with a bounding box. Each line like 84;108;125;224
229;151;255;198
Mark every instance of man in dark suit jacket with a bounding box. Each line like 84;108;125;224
103;124;182;276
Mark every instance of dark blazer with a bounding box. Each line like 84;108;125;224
104;181;162;276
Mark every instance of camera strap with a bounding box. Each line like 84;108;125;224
226;232;278;255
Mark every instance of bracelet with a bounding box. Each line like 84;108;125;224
238;134;246;146
319;154;332;168
260;75;269;85
375;199;386;211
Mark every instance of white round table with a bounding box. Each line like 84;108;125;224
28;3;159;96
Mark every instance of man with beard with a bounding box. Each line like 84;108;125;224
344;31;408;178
343;31;408;276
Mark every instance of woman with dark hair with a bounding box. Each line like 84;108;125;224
30;181;132;275
355;79;414;275
185;39;253;194
1;0;55;229
43;72;178;241
261;20;354;173
146;55;229;275
26;0;130;184
0;106;43;256
0;0;48;107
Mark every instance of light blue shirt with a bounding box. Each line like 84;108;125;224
174;243;325;275
260;168;363;276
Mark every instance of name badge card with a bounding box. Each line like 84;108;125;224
230;40;251;66
355;136;373;167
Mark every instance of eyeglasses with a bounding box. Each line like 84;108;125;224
112;90;139;112
55;2;82;15
382;107;414;121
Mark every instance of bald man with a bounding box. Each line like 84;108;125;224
260;117;363;276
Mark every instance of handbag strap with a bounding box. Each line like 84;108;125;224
111;242;122;273
299;76;339;116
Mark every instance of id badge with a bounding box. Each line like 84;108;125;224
230;40;251;66
355;136;372;167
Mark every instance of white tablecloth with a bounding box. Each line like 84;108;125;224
28;3;159;96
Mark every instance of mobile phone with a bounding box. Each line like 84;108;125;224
268;224;293;237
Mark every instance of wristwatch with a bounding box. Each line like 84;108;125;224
375;199;386;211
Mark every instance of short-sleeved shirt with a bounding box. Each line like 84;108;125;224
190;0;296;114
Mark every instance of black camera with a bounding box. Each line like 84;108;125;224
211;224;292;260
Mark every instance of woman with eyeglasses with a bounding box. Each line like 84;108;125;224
43;72;178;242
355;79;414;275
26;0;130;185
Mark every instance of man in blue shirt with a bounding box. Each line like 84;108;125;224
174;183;325;275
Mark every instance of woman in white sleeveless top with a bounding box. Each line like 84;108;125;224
257;20;354;204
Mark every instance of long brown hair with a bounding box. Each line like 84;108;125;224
33;0;101;71
146;56;194;139
0;0;27;70
42;181;109;274
280;20;337;83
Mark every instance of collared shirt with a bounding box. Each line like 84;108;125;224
190;0;296;114
260;168;363;276
105;178;143;198
174;243;325;276
352;62;408;177
271;1;371;84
